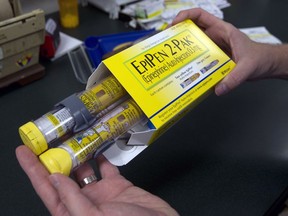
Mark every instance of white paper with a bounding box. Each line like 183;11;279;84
51;32;83;61
240;26;282;44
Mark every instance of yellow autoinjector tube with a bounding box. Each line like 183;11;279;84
39;98;145;176
19;75;127;155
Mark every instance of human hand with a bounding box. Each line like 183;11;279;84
172;8;287;95
16;145;179;216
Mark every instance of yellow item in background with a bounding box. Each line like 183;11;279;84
58;0;79;28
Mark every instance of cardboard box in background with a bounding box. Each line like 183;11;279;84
0;5;45;79
0;46;41;79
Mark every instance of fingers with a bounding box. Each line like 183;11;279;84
172;8;259;96
15;145;63;213
16;145;49;181
172;8;221;28
73;155;121;188
73;154;120;183
73;163;98;188
171;8;241;96
96;155;120;178
172;8;203;25
49;174;100;215
171;8;235;54
215;60;255;96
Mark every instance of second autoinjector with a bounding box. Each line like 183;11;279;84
19;75;127;155
39;98;145;176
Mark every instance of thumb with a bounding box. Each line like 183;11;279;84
215;60;254;96
49;174;99;215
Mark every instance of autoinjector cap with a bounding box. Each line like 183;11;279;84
39;148;72;176
19;122;48;155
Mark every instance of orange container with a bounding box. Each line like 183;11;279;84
58;0;79;28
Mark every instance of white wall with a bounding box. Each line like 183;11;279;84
20;0;59;14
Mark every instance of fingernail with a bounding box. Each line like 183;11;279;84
215;83;228;96
49;175;60;189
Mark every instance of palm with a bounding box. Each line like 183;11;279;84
16;145;178;216
80;177;177;216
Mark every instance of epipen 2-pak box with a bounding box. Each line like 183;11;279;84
86;19;236;166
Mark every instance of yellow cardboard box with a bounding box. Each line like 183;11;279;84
86;19;236;165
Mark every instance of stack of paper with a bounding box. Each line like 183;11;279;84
121;0;230;30
240;27;282;44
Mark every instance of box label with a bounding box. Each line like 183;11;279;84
103;19;235;129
